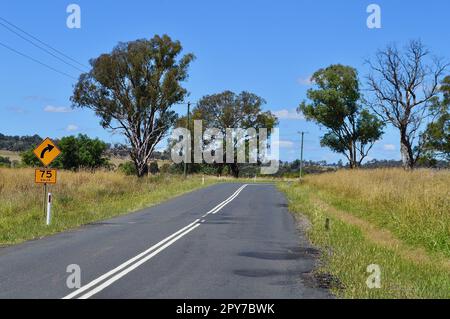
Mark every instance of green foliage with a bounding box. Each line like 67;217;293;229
0;134;42;152
21;135;109;170
0;156;11;167
71;34;194;177
420;76;450;164
20;147;41;167
298;64;384;168
54;134;109;170
178;90;278;177
149;162;159;175
118;161;138;176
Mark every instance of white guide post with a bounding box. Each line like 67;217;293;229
46;193;52;226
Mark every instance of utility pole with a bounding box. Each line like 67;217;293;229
184;102;191;178
298;131;305;179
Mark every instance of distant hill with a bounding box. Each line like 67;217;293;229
0;133;42;152
0;133;171;163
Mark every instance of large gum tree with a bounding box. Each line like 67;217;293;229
298;64;384;168
71;35;194;177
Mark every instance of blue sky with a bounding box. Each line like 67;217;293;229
0;0;449;163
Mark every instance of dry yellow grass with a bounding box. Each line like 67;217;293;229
0;168;217;245
278;168;450;298
304;168;450;257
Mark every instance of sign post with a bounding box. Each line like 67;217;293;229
33;138;61;226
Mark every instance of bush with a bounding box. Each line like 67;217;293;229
149;162;159;175
0;156;11;167
21;134;110;170
118;161;138;176
20;148;41;167
160;163;171;174
54;135;110;170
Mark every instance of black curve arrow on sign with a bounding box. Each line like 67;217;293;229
40;144;55;159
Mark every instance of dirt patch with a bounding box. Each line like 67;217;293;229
301;271;344;291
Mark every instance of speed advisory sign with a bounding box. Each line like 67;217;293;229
35;169;57;184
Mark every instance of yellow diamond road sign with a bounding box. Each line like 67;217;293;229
33;138;61;167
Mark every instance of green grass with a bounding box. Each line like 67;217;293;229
0;168;218;245
277;169;450;299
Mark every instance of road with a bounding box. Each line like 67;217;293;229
0;183;330;299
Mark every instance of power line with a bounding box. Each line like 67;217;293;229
0;20;86;73
0;16;88;70
0;41;77;80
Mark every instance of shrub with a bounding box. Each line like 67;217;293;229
0;156;11;167
118;161;138;176
149;162;159;175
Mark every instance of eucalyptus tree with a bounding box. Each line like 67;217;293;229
71;35;194;176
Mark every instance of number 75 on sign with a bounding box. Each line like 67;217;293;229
35;169;57;184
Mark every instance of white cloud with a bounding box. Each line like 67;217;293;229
273;140;294;149
383;144;396;151
273;109;304;120
44;105;72;113
6;106;27;114
66;124;79;132
25;95;54;103
297;76;314;86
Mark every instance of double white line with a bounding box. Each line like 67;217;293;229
63;184;248;299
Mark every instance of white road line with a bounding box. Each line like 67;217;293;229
63;184;248;299
63;219;200;299
78;224;201;299
202;184;247;217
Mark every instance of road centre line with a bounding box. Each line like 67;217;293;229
63;184;248;299
77;224;201;299
202;184;247;217
63;219;200;299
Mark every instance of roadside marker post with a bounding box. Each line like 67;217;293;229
33;138;61;226
46;193;52;225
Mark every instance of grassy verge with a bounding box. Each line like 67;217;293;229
0;168;218;245
278;169;450;299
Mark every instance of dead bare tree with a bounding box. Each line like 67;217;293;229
366;40;447;169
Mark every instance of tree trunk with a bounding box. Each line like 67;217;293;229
400;130;415;170
348;144;356;169
229;163;240;178
135;160;149;178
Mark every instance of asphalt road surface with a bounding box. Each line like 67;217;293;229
0;183;330;299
